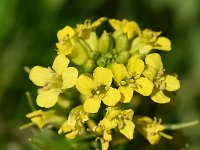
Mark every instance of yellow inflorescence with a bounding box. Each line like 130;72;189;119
22;18;183;150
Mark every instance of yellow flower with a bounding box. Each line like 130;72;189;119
112;56;154;103
99;107;135;140
143;53;180;103
76;67;121;113
130;29;171;56
75;17;107;38
29;54;78;108
109;19;140;39
26;109;66;129
56;26;75;55
100;130;112;150
134;116;172;145
58;106;89;139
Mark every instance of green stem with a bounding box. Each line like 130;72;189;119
164;120;199;130
26;91;36;111
159;132;173;140
19;122;35;130
24;66;31;74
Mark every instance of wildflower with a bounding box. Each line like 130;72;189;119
112;56;154;103
143;53;180;103
76;67;121;113
56;26;75;55
25;109;66;129
130;29;171;57
29;54;78;108
109;19;140;39
58;106;89;139
99;107;135;140
134;116;172;144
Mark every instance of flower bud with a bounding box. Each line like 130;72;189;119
116;51;130;64
83;59;96;73
115;33;129;52
90;51;100;60
69;39;89;65
97;57;107;67
98;31;114;53
85;31;98;51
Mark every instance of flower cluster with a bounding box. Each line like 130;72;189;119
22;18;182;150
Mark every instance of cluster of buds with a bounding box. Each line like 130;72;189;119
22;18;192;150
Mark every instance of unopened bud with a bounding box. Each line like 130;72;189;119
83;59;96;73
98;31;113;53
69;39;89;65
116;51;130;64
90;51;100;60
97;57;107;67
115;33;129;52
85;31;98;51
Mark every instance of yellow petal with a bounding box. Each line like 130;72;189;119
145;53;163;71
165;75;180;91
127;56;144;75
123;21;140;39
151;90;170;103
56;42;73;55
62;67;78;89
135;77;154;96
26;110;43;118
119;120;135;140
76;75;95;96
58;120;72;134
102;87;121;106
36;89;61;108
106;107;120;120
100;118;117;130
66;129;79;139
57;26;75;41
108;19;121;30
138;44;153;55
101;140;109;150
31;116;44;128
29;66;52;86
111;63;128;84
154;37;171;51
93;67;113;86
83;98;101;113
118;86;134;103
147;134;161;145
143;65;157;81
92;17;107;28
52;54;69;75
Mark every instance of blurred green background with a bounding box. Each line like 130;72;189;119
0;0;200;149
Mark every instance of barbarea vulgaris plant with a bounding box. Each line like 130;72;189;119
21;18;199;150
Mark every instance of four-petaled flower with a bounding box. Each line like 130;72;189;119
29;54;78;108
56;26;75;55
58;106;88;139
134;116;172;145
112;56;154;103
143;53;180;103
99;107;135;140
109;19;140;39
26;109;66;129
76;67;121;113
130;29;171;56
